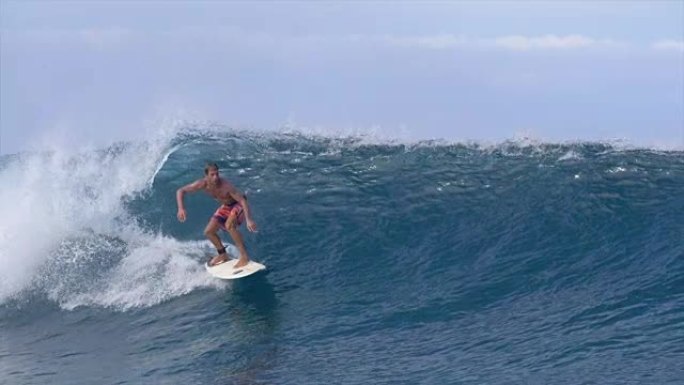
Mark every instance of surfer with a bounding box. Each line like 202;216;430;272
176;162;258;268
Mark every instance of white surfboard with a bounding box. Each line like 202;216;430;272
205;258;266;279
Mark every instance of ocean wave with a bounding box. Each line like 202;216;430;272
1;122;682;314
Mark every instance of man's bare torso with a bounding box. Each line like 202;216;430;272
202;178;238;205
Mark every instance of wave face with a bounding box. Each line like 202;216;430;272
1;128;683;384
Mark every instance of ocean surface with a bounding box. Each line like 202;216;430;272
1;127;683;384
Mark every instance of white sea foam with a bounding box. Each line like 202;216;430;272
558;150;582;161
53;237;228;311
0;123;224;309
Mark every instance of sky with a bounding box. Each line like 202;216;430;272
1;1;683;154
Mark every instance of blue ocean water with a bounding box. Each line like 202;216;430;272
1;128;683;384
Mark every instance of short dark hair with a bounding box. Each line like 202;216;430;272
204;163;219;175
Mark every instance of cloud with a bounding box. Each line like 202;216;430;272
5;27;134;50
651;39;684;52
1;27;643;54
378;34;623;51
379;34;469;49
493;34;616;50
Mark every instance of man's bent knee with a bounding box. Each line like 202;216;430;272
204;222;220;237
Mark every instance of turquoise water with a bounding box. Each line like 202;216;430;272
1;128;683;384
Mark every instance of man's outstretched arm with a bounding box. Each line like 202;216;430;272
176;180;204;222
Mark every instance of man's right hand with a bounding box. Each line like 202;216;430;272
177;209;187;222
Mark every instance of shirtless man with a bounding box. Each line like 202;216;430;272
176;163;258;268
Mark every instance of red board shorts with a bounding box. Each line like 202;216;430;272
212;202;245;230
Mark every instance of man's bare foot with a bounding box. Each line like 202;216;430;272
209;254;229;266
233;258;250;269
